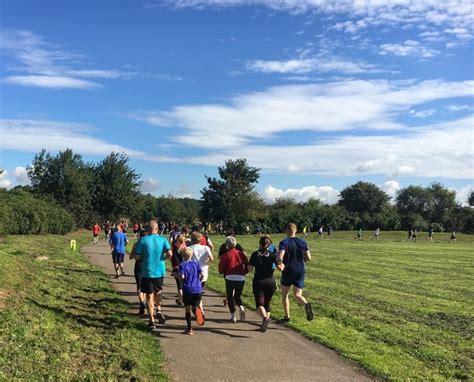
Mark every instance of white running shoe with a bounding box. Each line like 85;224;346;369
239;306;246;322
230;313;237;323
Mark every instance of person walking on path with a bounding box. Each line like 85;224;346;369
278;223;314;324
133;220;172;328
109;224;128;278
219;236;249;323
93;223;101;244
179;247;205;335
248;235;283;332
130;229;147;315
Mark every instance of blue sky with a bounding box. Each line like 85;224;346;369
0;0;473;204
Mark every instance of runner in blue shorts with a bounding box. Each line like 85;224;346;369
277;223;314;324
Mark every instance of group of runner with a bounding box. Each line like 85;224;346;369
106;220;314;335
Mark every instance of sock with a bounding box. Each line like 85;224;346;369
185;312;192;330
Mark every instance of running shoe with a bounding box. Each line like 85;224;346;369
175;298;183;307
195;307;205;326
183;328;194;336
147;321;155;329
230;314;237;323
276;317;291;324
156;311;166;324
139;303;145;315
239;306;246;322
261;317;270;333
305;303;314;321
121;270;125;276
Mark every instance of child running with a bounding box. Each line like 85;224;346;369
179;247;205;335
130;229;147;315
248;235;283;332
219;236;249;322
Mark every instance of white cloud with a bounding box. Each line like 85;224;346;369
380;180;401;199
141;177;160;192
409;108;436;118
456;185;473;206
446;104;473;112
262;185;339;204
4;75;99;89
135;79;473;149
379;40;440;58
0;170;11;189
247;57;379;74
14;166;29;185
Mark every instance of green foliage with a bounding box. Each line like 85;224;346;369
156;196;201;224
0;189;74;235
92;152;141;221
468;191;474;207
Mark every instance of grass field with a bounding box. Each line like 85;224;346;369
0;231;168;381
205;231;474;381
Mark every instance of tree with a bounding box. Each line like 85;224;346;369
467;191;474;207
200;159;263;231
92;152;141;222
427;182;456;227
339;182;390;214
27;149;92;226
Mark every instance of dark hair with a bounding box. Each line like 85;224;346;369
259;235;272;250
139;229;147;238
226;229;235;236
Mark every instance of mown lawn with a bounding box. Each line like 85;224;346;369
206;231;474;381
0;231;168;381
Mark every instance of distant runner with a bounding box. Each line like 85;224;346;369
179;247;205;335
428;226;433;242
109;224;128;278
356;228;362;240
133;220;172;328
448;228;457;243
278;223;314;324
92;222;101;244
374;228;380;240
104;221;111;240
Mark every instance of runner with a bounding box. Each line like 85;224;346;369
248;235;283;332
171;234;187;306
133;220;172;328
318;226;324;239
169;224;181;246
428;226;434;242
356;228;362;240
412;229;418;242
448;228;457;243
188;231;213;316
130;229;147;315
219;236;249;322
302;226;308;236
109;224;128;278
277;223;314;324
104;221;111;240
327;225;333;237
407;228;413;241
133;222;140;238
200;230;214;252
179;247;205;335
374;228;380;240
92;222;101;244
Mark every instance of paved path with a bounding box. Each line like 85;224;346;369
82;240;371;382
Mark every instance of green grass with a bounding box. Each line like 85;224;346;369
0;231;168;381
206;231;474;381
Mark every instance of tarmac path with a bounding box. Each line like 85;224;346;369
82;240;372;382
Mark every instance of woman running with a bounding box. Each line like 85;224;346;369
130;229;147;315
248;235;283;332
171;234;187;306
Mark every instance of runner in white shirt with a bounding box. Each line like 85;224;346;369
188;231;214;317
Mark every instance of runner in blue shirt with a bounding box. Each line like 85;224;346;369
134;220;172;328
277;223;314;324
109;225;128;278
179;247;205;335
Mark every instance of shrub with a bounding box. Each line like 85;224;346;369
0;189;74;235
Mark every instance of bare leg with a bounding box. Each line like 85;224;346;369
146;293;155;321
293;287;307;305
281;285;291;319
257;306;268;319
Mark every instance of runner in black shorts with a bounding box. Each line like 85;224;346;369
248;235;283;332
130;229;147;315
171;234;186;306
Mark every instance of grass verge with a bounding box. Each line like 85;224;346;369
0;230;168;381
206;231;473;381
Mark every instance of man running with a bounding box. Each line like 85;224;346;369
356;228;362;240
248;235;283;332
278;223;314;324
130;229;147;315
189;231;213;316
109;224;128;278
448;228;457;243
428;226;433;242
179;247;205;335
92;222;101;244
318;226;324;239
374;228;381;240
133;220;172;328
104;221;111;240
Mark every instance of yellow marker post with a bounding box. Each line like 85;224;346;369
70;239;77;251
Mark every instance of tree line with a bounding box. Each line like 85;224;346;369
1;150;473;235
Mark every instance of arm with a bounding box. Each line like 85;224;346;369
207;247;214;264
218;256;226;275
304;250;311;262
164;249;172;260
242;252;249;273
129;242;137;260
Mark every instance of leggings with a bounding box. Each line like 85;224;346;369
253;278;277;312
225;279;245;314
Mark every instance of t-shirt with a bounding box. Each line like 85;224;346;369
189;244;212;281
218;242;245;258
110;231;127;254
278;237;309;274
249;250;279;281
93;225;101;235
179;261;203;295
134;234;171;278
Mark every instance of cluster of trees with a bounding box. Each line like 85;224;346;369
201;160;474;234
1;151;472;235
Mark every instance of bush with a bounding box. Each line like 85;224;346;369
0;189;74;235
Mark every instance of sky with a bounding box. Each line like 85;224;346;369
0;0;473;204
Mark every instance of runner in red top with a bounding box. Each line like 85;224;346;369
93;223;101;245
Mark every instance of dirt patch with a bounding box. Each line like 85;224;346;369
34;255;49;261
0;290;10;309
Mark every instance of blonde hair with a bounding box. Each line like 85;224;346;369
180;247;194;260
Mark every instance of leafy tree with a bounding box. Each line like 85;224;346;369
27;149;93;226
427;182;456;227
467;191;474;207
92;152;141;222
201;159;263;231
339;181;390;214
